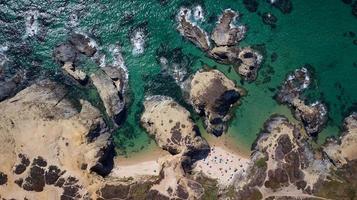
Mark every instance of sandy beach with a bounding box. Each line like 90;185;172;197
111;132;251;186
193;133;251;186
110;144;169;178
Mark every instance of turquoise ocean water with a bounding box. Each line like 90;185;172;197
1;0;356;155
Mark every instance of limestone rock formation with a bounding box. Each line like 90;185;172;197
62;62;88;84
184;69;244;136
276;67;328;136
177;8;211;51
0;80;114;199
90;69;125;125
177;8;262;81
141;95;210;156
324;113;357;166
211;9;246;46
234;47;263;81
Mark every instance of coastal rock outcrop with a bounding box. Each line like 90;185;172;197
177;8;262;81
141;96;210;199
177;8;211;51
211;9;246;46
54;35;128;126
141;95;210;156
276;67;328;136
231;115;332;199
0;80;114;199
53;43;78;63
324;113;357;166
69;33;97;57
234;47;263;81
90;69;125;125
184;69;244;136
62;62;88;84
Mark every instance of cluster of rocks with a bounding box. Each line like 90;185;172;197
140;95;210;199
183;69;244;136
177;8;262;81
53;33;97;84
54;33;127;126
276;67;328;137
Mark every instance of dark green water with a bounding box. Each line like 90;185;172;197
1;0;356;154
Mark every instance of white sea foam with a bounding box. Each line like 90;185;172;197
193;5;204;22
67;13;79;28
0;45;9;67
108;45;129;94
25;10;39;37
131;30;145;55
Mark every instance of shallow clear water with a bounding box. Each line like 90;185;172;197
1;0;356;155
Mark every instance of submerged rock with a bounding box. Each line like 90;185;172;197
269;0;293;14
184;69;243;136
90;70;125;125
141;95;210;156
262;12;278;28
243;0;259;12
352;1;357;18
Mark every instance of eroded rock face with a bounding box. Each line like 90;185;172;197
0;80;114;199
91;69;125;126
324;113;357;166
276;67;328;136
185;69;243;136
141;95;209;156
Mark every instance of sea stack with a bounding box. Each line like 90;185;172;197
184;69;244;136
